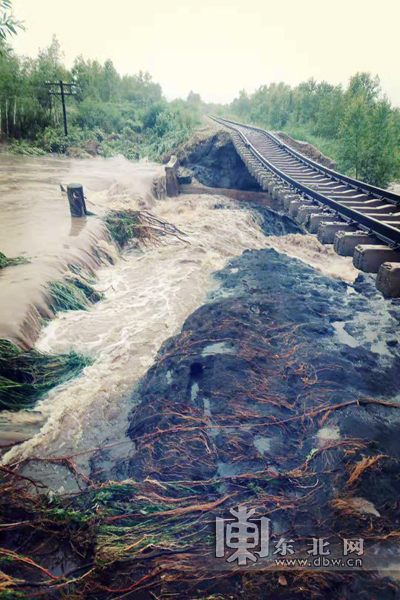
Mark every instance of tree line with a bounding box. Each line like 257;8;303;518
230;75;400;188
1;0;399;187
0;35;204;159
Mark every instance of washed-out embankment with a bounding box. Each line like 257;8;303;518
1;126;400;599
0;155;166;350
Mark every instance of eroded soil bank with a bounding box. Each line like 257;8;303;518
163;124;262;190
2;128;400;599
2;201;400;599
0;155;163;349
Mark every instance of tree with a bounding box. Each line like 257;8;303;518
296;78;318;123
0;0;24;46
187;91;202;105
360;99;399;188
99;59;120;102
339;96;399;187
231;89;251;119
339;96;370;179
315;84;345;138
347;72;380;103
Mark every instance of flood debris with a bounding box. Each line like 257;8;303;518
104;209;187;249
1;247;400;598
0;252;28;270
0;339;92;410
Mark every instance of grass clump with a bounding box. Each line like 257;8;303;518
104;210;143;248
104;209;187;249
49;278;103;313
48;266;104;313
0;252;28;270
0;339;92;410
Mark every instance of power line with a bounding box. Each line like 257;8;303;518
45;80;77;136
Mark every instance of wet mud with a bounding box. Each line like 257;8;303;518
88;226;400;598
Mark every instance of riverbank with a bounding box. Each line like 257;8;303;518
2;205;400;598
0;155;165;348
1;135;400;599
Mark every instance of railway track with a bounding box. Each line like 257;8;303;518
210;115;400;297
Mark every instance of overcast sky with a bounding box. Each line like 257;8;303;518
11;0;400;106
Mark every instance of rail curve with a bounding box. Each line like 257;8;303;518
210;115;400;247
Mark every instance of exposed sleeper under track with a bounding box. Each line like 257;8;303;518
210;115;400;297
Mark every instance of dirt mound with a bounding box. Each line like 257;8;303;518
275;131;338;170
101;247;400;598
163;127;262;190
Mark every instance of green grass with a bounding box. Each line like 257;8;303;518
48;265;104;313
0;269;100;410
0;339;92;410
49;278;103;313
0;252;28;269
104;210;143;248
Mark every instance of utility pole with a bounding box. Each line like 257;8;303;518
45;81;77;136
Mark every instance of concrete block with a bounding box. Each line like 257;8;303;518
260;176;273;191
269;182;281;197
308;213;337;234
334;231;384;257
317;222;356;244
272;186;286;201
289;199;304;218
165;156;179;197
296;205;318;225
276;188;289;203
377;262;400;297
353;245;400;273
283;194;299;211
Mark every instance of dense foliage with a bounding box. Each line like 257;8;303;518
1;13;399;186
0;36;203;160
0;0;23;45
230;74;400;187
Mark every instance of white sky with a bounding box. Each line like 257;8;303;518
10;0;400;107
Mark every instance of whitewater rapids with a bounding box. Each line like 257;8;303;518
1;160;358;486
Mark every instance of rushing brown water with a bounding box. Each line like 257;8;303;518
0;154;163;348
1;154;359;488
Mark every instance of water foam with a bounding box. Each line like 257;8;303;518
2;195;269;482
2;175;361;484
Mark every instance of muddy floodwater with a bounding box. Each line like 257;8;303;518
0;153;361;487
0;155;163;347
2;153;400;599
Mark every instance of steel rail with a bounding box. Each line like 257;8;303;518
213;115;400;204
210;115;400;246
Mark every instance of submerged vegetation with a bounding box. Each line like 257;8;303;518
0;252;27;269
49;272;104;313
0;339;91;409
104;209;188;248
104;209;144;248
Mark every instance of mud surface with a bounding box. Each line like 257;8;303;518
91;214;400;598
164;128;262;190
123;251;400;479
